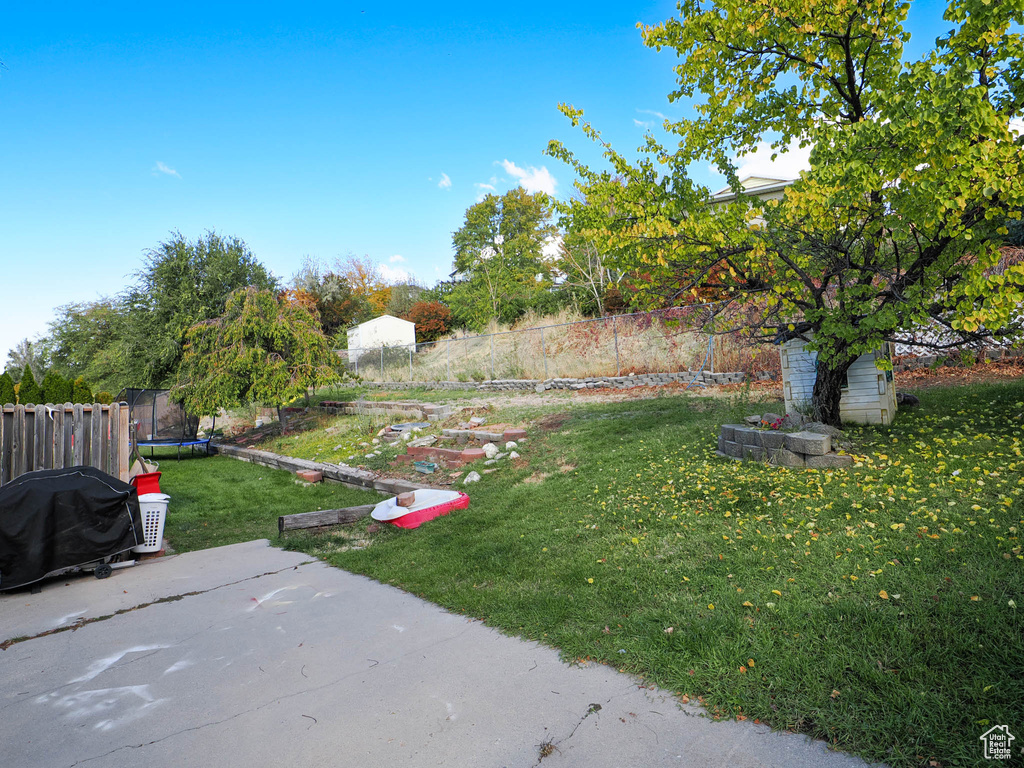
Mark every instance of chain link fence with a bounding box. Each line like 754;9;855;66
342;305;781;383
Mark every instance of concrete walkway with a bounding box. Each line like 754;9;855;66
0;541;873;768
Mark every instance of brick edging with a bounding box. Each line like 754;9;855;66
210;443;441;495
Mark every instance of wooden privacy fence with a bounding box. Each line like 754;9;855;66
0;403;131;486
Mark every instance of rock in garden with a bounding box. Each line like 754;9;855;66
897;392;920;407
781;413;805;429
745;415;762;425
505;441;518;450
463;471;481;484
804;422;844;438
761;412;783;424
482;442;499;459
509;451;520;459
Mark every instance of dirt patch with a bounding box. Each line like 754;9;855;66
535;412;572;432
558;463;576;473
522;471;551;485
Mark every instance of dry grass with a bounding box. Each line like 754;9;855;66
357;308;780;383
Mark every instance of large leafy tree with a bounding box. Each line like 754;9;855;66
452;188;558;328
336;255;393;318
173;287;344;427
4;338;48;383
549;0;1024;425
128;231;278;387
45;299;133;393
291;258;370;340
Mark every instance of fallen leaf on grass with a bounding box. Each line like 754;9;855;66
879;590;889;600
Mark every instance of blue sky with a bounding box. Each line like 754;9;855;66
0;1;951;364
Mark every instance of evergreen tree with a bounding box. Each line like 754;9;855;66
41;371;73;404
72;376;93;404
0;372;15;405
18;367;42;405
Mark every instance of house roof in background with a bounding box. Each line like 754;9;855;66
711;176;794;203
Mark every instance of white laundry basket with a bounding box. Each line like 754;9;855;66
134;493;170;553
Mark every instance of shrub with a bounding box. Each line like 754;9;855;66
0;372;14;405
18;368;42;405
95;391;113;404
405;301;451;343
41;371;73;404
72;376;93;404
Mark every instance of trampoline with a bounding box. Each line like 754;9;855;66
118;388;212;460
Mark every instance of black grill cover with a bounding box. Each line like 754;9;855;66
0;466;144;590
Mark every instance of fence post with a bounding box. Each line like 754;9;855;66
612;315;621;377
380;347;384;380
541;328;549;379
446;339;451;381
490;334;495;380
409;344;413;381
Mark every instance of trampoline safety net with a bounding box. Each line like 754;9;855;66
118;389;200;444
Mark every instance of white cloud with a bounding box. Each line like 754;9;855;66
499;159;557;196
637;109;669;121
733;141;812;180
389;254;406;263
474;179;497;201
634;119;652;129
438;172;452;190
379;264;412;283
153;161;181;179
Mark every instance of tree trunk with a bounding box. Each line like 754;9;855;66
811;354;855;428
277;405;288;434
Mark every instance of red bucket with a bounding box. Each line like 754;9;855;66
131;472;162;495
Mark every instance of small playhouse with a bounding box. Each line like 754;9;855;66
780;336;898;425
346;314;416;363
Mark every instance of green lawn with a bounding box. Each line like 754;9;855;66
153;450;381;552
161;381;1023;767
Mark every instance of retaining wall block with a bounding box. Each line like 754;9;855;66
723;440;744;458
743;445;767;461
805;453;854;469
760;431;788;450
767;448;805;468
785;431;831;456
736;428;764;447
719;424;742;442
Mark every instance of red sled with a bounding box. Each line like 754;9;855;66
371;490;470;530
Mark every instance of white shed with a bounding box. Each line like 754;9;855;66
780;336;898;425
347;315;416;361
